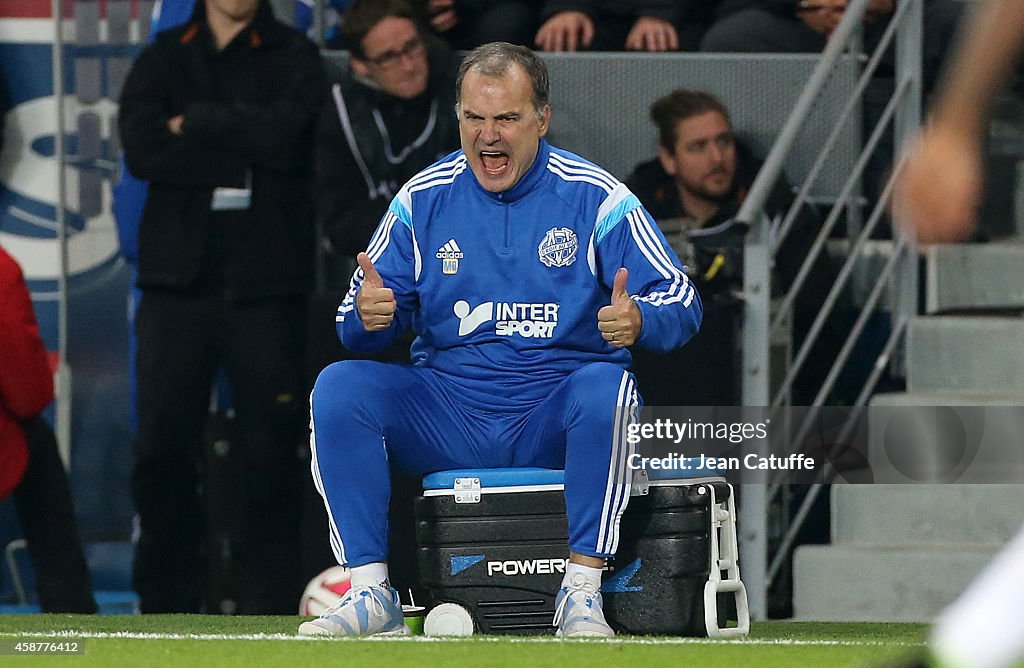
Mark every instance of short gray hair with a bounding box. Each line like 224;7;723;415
455;42;550;119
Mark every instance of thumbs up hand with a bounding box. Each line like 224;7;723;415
355;252;396;332
597;267;642;348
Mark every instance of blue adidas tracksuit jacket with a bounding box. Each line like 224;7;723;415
312;139;702;565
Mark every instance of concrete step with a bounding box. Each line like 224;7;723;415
906;316;1024;393
792;543;998;622
925;242;1024;313
872;390;1024;405
831;485;1024;546
867;391;1024;482
825;239;896;309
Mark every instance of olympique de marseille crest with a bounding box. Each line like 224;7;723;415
537;227;578;268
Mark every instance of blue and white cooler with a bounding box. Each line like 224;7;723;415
415;464;749;637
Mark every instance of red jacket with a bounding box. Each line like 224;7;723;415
0;246;54;500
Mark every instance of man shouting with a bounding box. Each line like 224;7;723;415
301;42;701;638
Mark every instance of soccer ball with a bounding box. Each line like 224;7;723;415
299;565;351;616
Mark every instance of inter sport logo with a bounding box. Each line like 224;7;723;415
453;300;560;338
453;300;493;335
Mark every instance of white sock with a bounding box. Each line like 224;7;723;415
932;526;1024;668
561;562;603;592
349;562;390;590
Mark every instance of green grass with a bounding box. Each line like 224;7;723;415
0;616;929;667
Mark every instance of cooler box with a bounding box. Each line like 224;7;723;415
415;466;748;637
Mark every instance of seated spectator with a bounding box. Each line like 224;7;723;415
626;89;839;405
421;0;542;49
535;0;718;52
0;245;97;613
700;0;963;90
312;0;460;368
318;0;461;277
306;0;463;593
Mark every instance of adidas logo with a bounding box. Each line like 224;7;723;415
436;239;464;275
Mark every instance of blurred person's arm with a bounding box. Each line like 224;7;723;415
0;250;54;420
928;0;1024;138
895;0;1024;244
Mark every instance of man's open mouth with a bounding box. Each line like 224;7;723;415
480;150;510;177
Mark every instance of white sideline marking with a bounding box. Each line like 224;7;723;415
0;631;924;647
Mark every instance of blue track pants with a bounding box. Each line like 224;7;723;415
309;360;640;567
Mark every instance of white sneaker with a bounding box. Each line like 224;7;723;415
553;574;615;638
298;584;410;637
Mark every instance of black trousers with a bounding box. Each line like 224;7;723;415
132;289;307;614
699;2;965;91
12;417;97;613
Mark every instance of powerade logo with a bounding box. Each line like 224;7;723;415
486;558;568;577
449;555;569;577
450;555;485;576
601;558;643;593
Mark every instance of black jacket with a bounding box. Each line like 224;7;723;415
625;140;831;314
315;43;460;260
119;0;325;300
626;140;844;405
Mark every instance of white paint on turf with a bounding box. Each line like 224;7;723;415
0;631;924;647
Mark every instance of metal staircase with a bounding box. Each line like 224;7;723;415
736;0;1024;620
793;125;1024;621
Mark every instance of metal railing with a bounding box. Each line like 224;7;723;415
735;0;923;619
